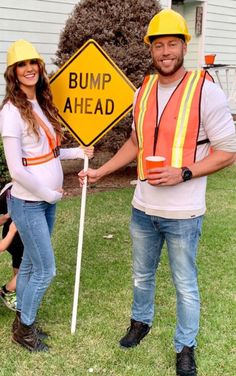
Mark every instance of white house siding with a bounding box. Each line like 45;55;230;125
172;1;205;70
204;0;236;113
172;0;236;113
0;0;78;101
204;0;236;65
1;0;236;112
160;0;172;8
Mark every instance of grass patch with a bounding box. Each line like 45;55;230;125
0;166;236;375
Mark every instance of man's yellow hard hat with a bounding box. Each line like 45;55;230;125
144;9;191;45
7;39;43;67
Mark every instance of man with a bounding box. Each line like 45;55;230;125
79;9;236;376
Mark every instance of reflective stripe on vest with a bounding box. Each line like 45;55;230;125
135;74;158;181
22;111;61;167
172;70;201;167
134;70;213;180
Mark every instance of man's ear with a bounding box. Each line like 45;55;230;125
183;43;187;56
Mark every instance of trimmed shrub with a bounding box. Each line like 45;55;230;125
55;0;162;152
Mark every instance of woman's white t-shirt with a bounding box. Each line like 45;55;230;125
0;100;85;203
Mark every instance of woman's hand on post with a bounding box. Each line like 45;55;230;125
83;146;94;159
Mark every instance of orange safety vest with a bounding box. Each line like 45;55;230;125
22;111;61;166
134;70;214;181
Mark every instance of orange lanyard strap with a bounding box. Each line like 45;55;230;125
22;112;60;167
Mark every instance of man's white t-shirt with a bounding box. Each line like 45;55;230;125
132;78;236;219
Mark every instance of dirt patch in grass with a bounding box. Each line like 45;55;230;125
62;151;137;197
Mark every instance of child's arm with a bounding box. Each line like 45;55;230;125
0;222;18;253
0;213;10;226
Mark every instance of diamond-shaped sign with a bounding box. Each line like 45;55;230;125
50;39;136;146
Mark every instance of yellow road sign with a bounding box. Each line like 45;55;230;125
50;39;136;146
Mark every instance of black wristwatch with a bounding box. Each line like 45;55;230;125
181;167;192;182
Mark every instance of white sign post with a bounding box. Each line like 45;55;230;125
71;155;88;334
50;39;135;334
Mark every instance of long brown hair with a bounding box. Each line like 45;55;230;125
1;59;62;139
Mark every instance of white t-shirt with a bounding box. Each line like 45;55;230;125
0;100;85;203
132;78;236;219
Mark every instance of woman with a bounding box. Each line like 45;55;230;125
0;40;93;352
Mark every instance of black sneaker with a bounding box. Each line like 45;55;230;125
119;319;151;348
176;346;197;376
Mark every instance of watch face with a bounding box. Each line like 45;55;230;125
182;167;192;181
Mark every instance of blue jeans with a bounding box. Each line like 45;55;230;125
7;196;56;325
130;207;203;352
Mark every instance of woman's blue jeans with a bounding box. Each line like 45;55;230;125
7;196;56;325
130;207;203;352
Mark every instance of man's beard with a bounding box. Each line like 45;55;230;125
154;56;184;77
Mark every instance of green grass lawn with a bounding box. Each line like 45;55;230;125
0;166;236;376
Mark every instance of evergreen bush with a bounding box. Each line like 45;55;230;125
55;0;161;152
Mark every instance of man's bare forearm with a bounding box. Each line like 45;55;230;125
96;133;138;179
189;150;235;178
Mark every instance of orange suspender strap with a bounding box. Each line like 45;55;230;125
22;112;60;167
33;111;61;148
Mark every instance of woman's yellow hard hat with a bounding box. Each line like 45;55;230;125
7;39;43;67
144;9;191;45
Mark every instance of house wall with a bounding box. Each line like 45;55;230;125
0;0;170;102
0;0;78;101
204;0;236;113
172;0;236;113
205;0;236;65
160;0;171;8
1;0;236;112
172;1;205;70
170;0;236;67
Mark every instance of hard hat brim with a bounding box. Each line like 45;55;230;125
144;33;191;45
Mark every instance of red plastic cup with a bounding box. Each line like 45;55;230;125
146;156;165;172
